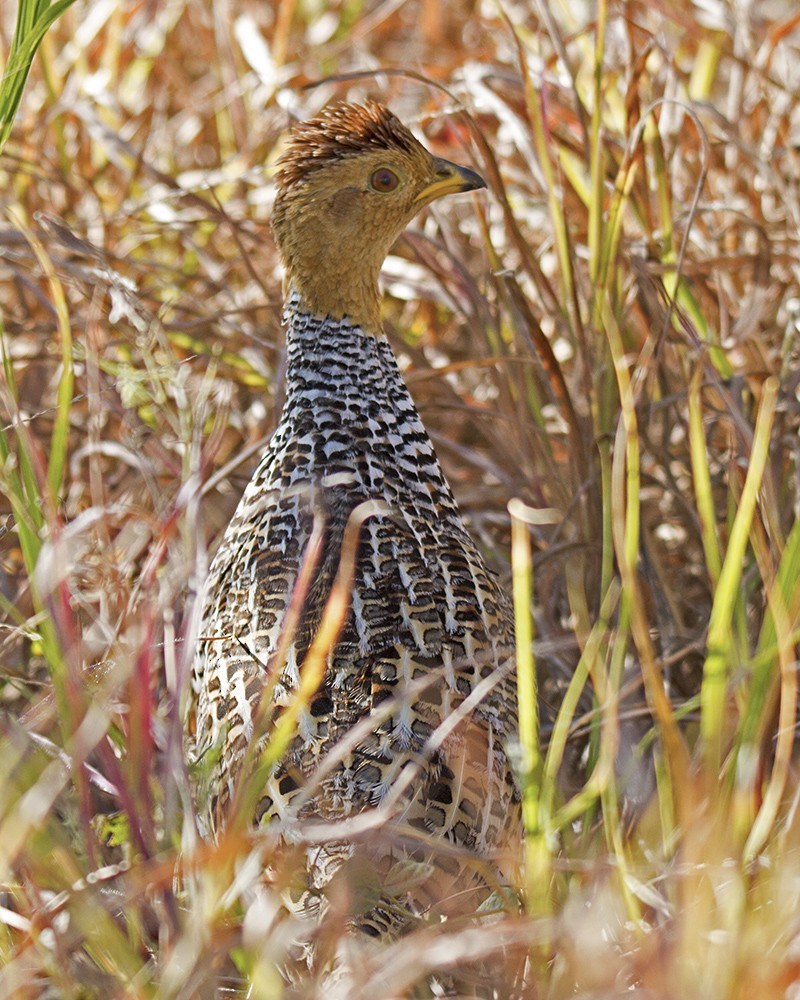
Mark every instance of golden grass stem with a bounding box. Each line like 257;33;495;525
546;581;620;831
509;25;576;337
588;0;607;291
700;377;779;777
602;298;689;814
742;519;800;859
509;498;547;922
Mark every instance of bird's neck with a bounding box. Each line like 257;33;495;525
282;263;382;335
278;295;463;521
282;293;396;399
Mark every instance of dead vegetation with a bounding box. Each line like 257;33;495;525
1;1;800;997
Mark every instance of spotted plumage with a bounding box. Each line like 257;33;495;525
192;103;521;955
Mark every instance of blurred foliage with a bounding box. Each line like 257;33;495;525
1;0;800;997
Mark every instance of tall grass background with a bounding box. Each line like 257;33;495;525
1;0;799;996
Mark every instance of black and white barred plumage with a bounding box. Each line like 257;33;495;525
194;298;518;849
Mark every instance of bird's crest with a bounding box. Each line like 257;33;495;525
275;102;419;193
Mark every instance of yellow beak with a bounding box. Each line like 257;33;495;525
414;157;486;206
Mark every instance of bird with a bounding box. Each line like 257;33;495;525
192;101;522;988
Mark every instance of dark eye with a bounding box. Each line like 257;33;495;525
370;168;400;192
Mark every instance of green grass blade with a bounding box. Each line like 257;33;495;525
0;0;80;152
688;366;723;586
700;377;779;775
509;498;542;833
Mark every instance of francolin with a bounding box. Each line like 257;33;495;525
192;102;522;983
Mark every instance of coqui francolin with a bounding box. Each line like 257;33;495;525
192;102;523;989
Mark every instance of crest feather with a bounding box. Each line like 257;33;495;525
275;103;419;193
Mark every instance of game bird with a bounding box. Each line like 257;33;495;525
192;102;522;987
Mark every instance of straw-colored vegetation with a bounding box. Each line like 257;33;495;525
1;0;799;997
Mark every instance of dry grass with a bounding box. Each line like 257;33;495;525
1;0;800;997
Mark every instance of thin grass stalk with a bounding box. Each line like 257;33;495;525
501;276;583;481
741;522;799;860
545;582;620;831
508;19;576;338
471;123;565;343
6;209;74;500
600;138;639;299
700;377;778;776
509;497;551;953
688;366;723;586
688;38;723;101
725;477;788;824
743;518;800;753
272;0;298;66
602;298;688;812
706;483;748;696
46;574;98;865
474;207;512;362
0;322;68;726
128;616;157;832
606;290;641;727
0;320;46;545
587;0;607;292
606;423;640;922
0;406;43;578
608;403;690;806
266;503;387;761
641;107;717;381
596;436;614;611
645;110;674;259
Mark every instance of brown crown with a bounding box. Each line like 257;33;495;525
275;102;419;193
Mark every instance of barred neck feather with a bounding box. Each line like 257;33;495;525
276;294;462;523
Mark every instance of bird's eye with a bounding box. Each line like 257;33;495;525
370;168;400;192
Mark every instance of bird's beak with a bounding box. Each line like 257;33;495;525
414;157;487;205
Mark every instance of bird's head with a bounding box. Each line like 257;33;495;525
271;102;485;334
